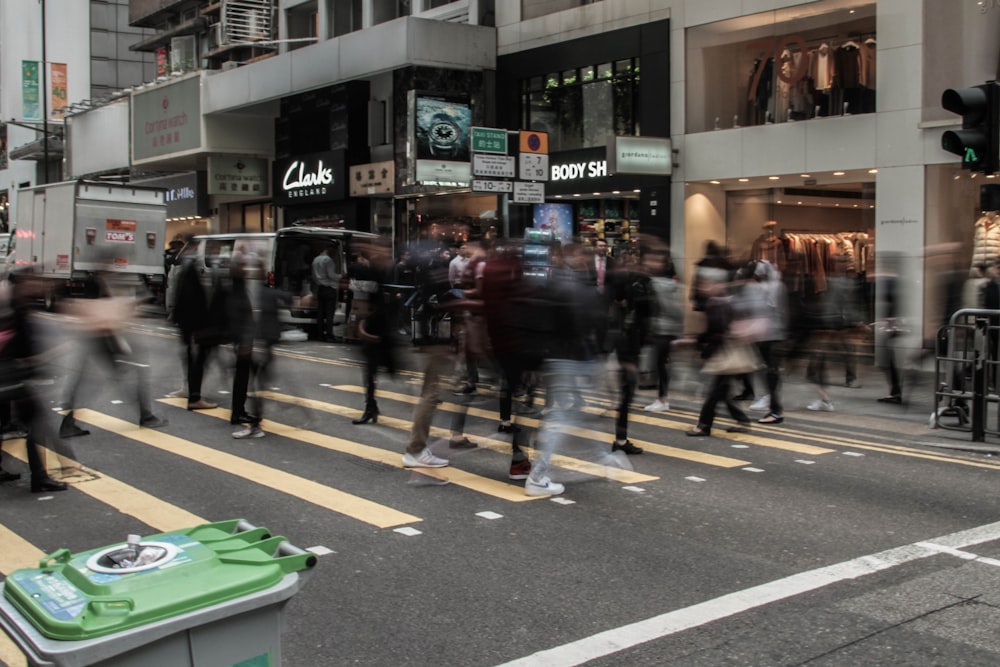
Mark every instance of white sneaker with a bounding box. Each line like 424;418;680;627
749;395;771;411
807;399;834;412
525;476;565;496
643;399;669;412
233;425;265;439
402;448;449;468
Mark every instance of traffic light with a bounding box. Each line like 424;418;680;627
942;81;1000;174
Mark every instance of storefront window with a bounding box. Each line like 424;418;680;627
685;0;876;133
521;57;639;152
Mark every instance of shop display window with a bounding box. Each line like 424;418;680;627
575;199;640;256
520;57;639;153
685;0;876;133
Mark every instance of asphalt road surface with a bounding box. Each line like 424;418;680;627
1;311;999;666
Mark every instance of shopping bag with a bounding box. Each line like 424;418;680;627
701;340;762;375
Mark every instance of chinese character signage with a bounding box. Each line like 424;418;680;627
350;161;395;197
50;63;67;120
131;75;202;162
208;156;269;196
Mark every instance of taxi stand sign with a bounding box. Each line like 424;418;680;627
471;127;508;154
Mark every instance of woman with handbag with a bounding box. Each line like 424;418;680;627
686;278;755;437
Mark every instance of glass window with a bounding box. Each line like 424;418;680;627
685;0;876;133
521;57;640;152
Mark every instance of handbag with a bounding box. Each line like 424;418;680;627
702;340;762;375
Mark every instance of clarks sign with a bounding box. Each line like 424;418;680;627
273;150;346;205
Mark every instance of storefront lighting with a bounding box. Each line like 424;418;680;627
612;191;621;194
633;189;640;193
800;174;810;178
738;178;749;182
833;171;845;176
710;181;720;185
988;175;997;179
868;169;878;174
768;176;780;180
573;193;581;197
776;200;782;204
593;192;601;196
797;201;802;205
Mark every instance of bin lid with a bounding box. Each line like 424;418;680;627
2;519;316;640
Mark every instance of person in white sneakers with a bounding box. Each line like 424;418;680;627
642;247;684;413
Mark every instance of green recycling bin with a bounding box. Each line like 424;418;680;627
0;519;317;667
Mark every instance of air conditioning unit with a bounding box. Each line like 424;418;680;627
207;22;223;50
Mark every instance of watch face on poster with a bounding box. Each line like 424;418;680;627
415;96;471;162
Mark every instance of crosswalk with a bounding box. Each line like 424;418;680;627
1;381;998;665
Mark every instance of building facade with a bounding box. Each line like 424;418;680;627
2;0;997;365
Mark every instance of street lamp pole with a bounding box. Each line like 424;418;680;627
40;0;49;184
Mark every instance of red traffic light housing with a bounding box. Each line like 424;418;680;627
942;82;1000;174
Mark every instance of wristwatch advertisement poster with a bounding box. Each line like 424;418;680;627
409;92;472;187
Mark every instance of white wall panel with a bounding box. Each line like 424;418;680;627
876;109;922;167
877;0;922;49
877;44;921;113
804;115;877;173
683;130;746;181
742;122;807;175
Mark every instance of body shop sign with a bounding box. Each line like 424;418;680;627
106;219;136;243
273;151;346;204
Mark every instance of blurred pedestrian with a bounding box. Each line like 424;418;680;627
170;249;220;411
58;268;168;437
311;244;341;342
737;260;789;424
351;241;396;426
686;277;754;436
642;246;684;412
228;251;265;438
0;275;67;493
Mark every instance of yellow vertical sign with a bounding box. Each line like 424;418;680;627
50;63;67;120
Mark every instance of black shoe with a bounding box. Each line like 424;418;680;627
497;422;521;433
230;412;254;425
352;406;379;425
878;395;903;404
59;417;90;438
0;471;21;483
686;427;711;437
612;440;644;455
732;392;755;401
140;415;168;429
31;476;68;493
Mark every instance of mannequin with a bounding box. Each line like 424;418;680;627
751;220;785;270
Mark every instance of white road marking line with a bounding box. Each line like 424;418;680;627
476;511;503;520
551;497;576;505
842;451;865;457
795;460;816;465
730;444;749;449
496;520;1000;667
685;476;706;483
916;541;1000;567
622;486;645;493
110;400;123;404
394;527;423;537
742;467;764;473
306;546;336;555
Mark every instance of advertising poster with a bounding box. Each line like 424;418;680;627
50;63;68;120
532;203;574;242
410;92;472;186
22;61;40;122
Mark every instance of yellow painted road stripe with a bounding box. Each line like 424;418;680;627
4;439;206;535
330;386;751;469
158;398;544;502
71;409;421;528
255;391;660;484
0;522;45;576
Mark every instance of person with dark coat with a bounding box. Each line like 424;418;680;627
171;255;219;410
351;242;397;426
0;275;67;493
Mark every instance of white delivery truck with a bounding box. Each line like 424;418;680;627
9;180;168;307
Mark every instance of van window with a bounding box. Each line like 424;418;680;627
274;237;343;298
